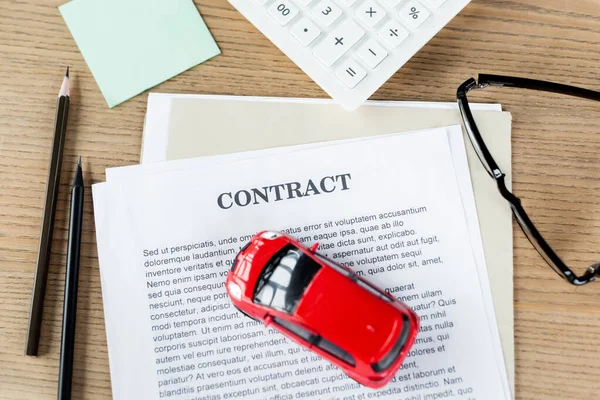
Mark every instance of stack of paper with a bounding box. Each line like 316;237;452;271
93;113;513;399
140;94;515;391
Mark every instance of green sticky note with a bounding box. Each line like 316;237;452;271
59;0;220;107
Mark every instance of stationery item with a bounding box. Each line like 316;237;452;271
459;74;600;286
93;126;511;400
227;0;470;110
59;0;220;108
139;94;501;164
112;124;513;398
137;93;515;392
25;68;71;356
58;158;84;400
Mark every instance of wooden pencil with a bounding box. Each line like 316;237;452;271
25;67;71;356
57;157;84;400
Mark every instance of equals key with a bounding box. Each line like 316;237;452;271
335;60;366;89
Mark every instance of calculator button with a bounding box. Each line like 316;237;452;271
355;0;386;28
312;19;365;67
290;18;322;46
381;0;402;8
338;0;358;6
255;0;270;4
357;39;388;68
423;0;447;9
335;59;367;89
268;0;299;26
399;1;431;28
295;0;315;6
377;20;409;48
312;0;343;27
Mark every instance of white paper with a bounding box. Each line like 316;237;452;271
110;127;512;398
138;93;514;395
94;126;509;400
141;93;502;163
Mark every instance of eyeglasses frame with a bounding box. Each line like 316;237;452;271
457;74;600;286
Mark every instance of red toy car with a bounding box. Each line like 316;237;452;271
226;231;419;388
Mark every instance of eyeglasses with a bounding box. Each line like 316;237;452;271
457;74;600;286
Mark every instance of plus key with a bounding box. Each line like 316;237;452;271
312;19;365;67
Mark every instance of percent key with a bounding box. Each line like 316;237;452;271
400;2;431;28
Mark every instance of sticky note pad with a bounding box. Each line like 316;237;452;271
59;0;220;107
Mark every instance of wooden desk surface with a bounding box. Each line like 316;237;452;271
1;0;600;398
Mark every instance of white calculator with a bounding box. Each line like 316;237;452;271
228;0;471;110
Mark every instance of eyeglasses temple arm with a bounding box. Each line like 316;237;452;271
478;74;600;101
495;175;600;286
459;75;600;285
457;78;503;178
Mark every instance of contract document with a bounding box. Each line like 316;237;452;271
138;94;515;394
93;126;510;400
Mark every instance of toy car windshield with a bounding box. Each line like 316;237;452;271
253;244;321;313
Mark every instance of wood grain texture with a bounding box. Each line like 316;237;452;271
0;0;599;398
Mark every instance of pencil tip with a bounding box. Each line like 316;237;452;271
73;156;83;187
59;69;70;97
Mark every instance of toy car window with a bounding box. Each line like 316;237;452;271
357;279;383;297
254;245;322;313
356;279;393;303
371;314;411;373
255;284;275;305
269;265;292;287
314;253;392;303
271;316;316;342
314;337;355;367
313;253;352;277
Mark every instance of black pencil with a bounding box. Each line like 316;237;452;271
58;157;84;400
25;67;71;356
